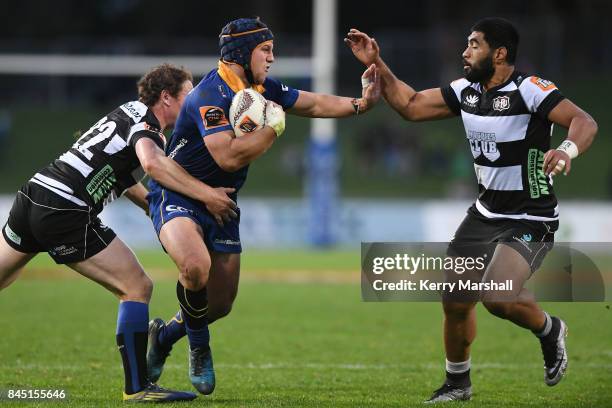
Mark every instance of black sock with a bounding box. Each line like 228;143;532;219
176;281;210;349
446;369;471;387
543;316;561;342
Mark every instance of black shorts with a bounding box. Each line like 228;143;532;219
2;182;116;264
448;205;558;273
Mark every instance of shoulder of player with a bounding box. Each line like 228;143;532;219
190;76;232;108
517;74;558;94
448;78;473;94
115;100;150;124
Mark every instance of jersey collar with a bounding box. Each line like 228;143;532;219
217;61;265;94
485;69;521;93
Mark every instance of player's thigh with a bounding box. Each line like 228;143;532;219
208;252;240;314
159;216;212;287
68;236;152;301
481;243;531;302
0;232;36;289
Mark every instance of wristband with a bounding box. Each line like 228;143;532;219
351;98;361;115
556;140;579;159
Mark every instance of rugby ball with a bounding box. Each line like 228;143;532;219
229;88;267;137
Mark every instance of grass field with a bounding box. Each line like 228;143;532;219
0;250;611;407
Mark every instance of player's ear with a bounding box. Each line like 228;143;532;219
495;47;508;64
161;89;171;107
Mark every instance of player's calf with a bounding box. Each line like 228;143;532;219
481;299;513;319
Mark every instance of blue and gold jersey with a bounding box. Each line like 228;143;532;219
154;61;299;196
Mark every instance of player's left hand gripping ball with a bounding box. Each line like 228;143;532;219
265;101;286;137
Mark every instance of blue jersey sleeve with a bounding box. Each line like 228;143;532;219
187;87;233;137
263;77;299;110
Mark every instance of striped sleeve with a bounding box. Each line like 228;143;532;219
518;76;565;119
128;122;165;149
441;78;470;116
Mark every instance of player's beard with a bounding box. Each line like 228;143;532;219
464;53;495;83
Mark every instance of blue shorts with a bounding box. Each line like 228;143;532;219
147;185;242;254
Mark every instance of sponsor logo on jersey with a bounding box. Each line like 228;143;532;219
168;138;188;159
527;149;550;198
4;224;21;245
492;95;510;111
530;77;556;91
199;106;230;130
120;101;148;122
281;84;289;92
463;94;480;108
218;85;228;98
467;130;499;161
86;164;117;204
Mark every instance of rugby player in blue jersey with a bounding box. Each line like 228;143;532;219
146;17;380;394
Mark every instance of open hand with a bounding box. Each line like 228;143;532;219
361;64;381;109
344;28;380;66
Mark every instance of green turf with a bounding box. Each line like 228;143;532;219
0;272;610;407
24;249;362;274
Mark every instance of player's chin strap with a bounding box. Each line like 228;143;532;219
554;139;579;173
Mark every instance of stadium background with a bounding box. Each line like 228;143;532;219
0;1;610;407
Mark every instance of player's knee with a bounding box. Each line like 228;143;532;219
482;299;511;319
443;301;474;319
119;273;153;302
177;255;211;291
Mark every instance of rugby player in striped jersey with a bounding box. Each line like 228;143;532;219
346;17;597;403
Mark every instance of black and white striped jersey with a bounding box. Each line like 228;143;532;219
31;101;165;214
441;71;565;221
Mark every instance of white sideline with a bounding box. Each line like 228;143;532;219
2;362;611;371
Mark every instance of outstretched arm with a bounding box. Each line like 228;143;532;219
345;29;454;121
135;137;237;225
288;64;380;118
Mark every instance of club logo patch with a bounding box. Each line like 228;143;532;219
199;106;230;130
492;95;510;111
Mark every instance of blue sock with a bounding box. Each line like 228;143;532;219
185;325;210;350
116;301;149;394
158;310;187;348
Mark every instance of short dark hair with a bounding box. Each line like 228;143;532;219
471;17;519;64
137;64;193;106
